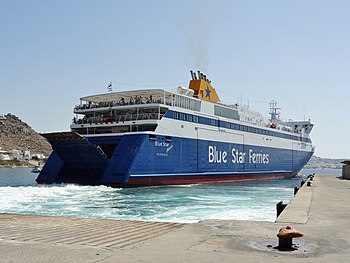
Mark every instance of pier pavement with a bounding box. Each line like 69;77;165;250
0;174;349;262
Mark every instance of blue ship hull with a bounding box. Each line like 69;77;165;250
36;132;314;187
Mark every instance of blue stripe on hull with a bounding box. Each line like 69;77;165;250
37;133;314;186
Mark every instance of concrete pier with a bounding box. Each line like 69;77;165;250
1;174;350;262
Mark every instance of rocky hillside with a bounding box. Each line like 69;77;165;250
0;114;52;156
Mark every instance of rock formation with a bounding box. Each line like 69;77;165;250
0;114;51;157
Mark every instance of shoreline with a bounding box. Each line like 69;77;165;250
0;165;33;168
0;160;42;168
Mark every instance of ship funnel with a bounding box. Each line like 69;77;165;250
189;70;220;103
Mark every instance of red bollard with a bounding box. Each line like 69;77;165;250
277;226;303;250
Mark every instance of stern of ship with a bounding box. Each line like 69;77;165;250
36;132;147;185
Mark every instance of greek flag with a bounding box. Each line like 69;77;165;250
107;82;112;92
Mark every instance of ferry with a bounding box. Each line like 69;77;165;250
36;71;315;187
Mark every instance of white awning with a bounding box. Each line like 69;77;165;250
80;89;172;103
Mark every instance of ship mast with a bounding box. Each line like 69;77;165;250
269;100;281;122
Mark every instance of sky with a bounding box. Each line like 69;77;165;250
0;0;349;159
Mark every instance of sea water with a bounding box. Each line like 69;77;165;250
0;168;341;223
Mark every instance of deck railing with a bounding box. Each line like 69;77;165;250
72;113;164;125
74;99;173;111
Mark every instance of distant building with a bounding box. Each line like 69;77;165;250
0;148;47;161
32;153;46;160
24;150;31;160
0;151;12;160
10;149;31;161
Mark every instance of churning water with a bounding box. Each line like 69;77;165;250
0;168;340;223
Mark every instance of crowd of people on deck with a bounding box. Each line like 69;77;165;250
74;95;165;111
72;112;161;125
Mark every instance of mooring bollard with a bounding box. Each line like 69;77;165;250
277;226;303;250
276;201;287;218
294;187;299;195
308;174;314;181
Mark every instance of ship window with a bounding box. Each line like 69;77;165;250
214;105;239;120
165;136;172;142
187;114;192;122
149;134;157;141
173;94;201;111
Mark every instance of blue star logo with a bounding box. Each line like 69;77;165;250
205;86;211;99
